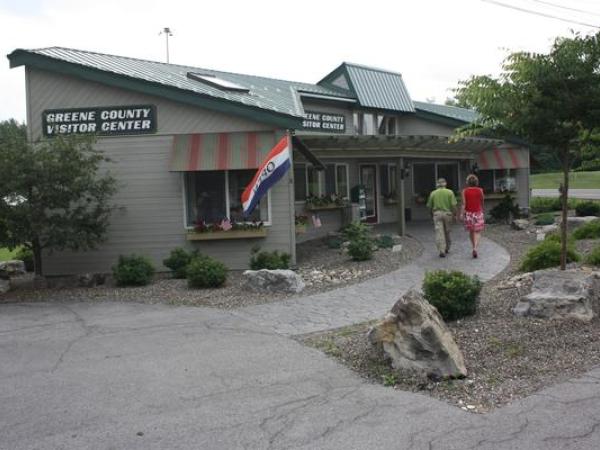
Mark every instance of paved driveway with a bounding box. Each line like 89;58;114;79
1;230;600;449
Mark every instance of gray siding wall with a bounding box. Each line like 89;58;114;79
396;115;454;136
27;68;274;141
27;68;294;275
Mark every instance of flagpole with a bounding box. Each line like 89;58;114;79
287;129;297;267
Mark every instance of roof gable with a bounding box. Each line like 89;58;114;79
413;101;479;124
318;62;414;112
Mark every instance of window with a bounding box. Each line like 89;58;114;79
477;169;516;193
412;162;460;198
363;113;375;135
184;170;269;227
379;164;397;197
295;163;348;200
187;73;249;92
377;115;397;135
324;164;349;199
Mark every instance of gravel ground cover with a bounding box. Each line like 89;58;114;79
0;234;422;309
302;224;600;414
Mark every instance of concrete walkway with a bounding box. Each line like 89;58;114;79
234;224;509;335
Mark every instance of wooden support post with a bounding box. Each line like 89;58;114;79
396;157;406;236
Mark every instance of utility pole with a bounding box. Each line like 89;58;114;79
159;27;173;63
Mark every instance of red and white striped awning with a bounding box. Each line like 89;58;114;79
476;147;529;170
169;131;278;171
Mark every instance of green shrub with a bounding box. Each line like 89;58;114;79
326;237;343;249
376;234;395;249
572;220;600;240
112;254;155;286
187;256;227;288
519;240;580;272
15;247;34;272
584;245;600;266
347;237;374;261
534;213;555;226
489;194;520;222
422;270;482;321
530;197;562;214
544;232;575;246
575;201;600;217
163;247;197;278
341;221;370;241
250;250;291;270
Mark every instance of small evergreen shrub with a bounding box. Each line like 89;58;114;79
572;220;600;240
376;234;395;249
530;197;562;214
112;254;155;286
534;213;555;226
489;194;520;222
163;247;197;278
575;201;600;217
250;250;291;270
187;256;227;288
422;270;482;321
326;237;343;249
341;221;370;241
519;240;580;272
15;247;34;272
585;245;600;266
544;232;574;246
347;237;374;261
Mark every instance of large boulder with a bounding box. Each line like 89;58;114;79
0;260;26;278
513;269;599;322
511;219;530;231
243;269;305;294
368;289;467;379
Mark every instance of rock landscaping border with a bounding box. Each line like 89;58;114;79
302;224;600;414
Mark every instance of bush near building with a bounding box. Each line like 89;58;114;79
347;237;374;261
520;240;580;272
163;247;197;279
112;254;155;286
187;256;227;288
422;270;482;321
249;249;291;270
575;201;600;217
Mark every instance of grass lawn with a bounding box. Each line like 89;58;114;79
531;171;600;189
0;247;18;261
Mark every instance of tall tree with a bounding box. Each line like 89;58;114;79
455;32;600;269
0;120;117;276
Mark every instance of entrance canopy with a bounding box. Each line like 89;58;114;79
297;134;511;160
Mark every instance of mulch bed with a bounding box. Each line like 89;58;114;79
302;224;600;413
0;234;422;309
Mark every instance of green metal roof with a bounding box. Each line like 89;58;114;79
8;47;354;128
413;101;479;124
318;62;414;112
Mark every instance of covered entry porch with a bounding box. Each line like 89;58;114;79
293;134;529;241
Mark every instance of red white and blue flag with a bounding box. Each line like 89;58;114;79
242;135;291;217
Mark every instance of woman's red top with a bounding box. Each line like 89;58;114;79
463;187;484;213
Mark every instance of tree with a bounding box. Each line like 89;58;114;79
0;120;117;276
454;32;600;269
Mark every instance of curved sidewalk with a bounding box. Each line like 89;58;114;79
234;225;510;336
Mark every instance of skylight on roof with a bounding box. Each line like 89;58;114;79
187;72;249;92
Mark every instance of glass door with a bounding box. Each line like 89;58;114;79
359;164;378;223
437;163;459;193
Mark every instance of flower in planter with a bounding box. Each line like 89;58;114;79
295;214;309;226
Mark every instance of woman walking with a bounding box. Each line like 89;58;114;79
461;174;485;258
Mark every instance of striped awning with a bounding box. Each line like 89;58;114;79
476;147;529;170
169;131;278;171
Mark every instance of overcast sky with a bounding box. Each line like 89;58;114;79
1;0;599;122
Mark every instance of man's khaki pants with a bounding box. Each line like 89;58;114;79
433;210;453;254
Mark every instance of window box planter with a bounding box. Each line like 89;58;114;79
186;228;267;241
305;204;346;212
485;192;516;200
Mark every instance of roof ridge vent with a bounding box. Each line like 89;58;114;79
187;72;249;92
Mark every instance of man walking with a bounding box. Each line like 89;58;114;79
426;178;457;258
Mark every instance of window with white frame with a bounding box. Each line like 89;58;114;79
477;169;516;193
294;163;349;200
377;115;397;135
379;164;397;197
184;170;269;227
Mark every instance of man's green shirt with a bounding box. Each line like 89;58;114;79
426;187;457;212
